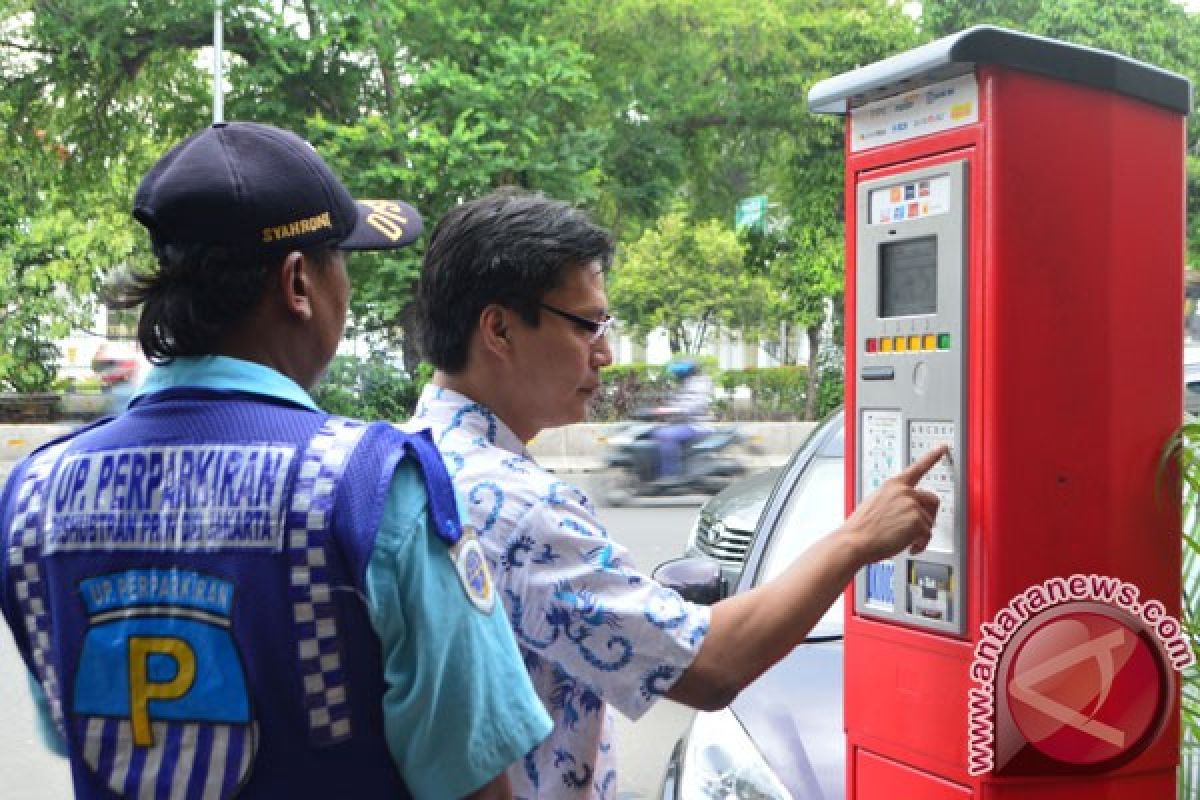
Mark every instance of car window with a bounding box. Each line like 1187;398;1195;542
755;454;846;638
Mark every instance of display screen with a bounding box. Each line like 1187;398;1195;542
879;236;937;317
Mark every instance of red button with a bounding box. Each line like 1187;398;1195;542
866;338;877;353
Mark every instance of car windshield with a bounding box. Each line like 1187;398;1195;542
755;425;847;639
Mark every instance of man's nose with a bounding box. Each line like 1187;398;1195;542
593;335;614;367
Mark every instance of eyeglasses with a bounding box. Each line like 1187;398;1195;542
539;302;615;343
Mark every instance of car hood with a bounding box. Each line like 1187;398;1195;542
702;467;780;531
730;638;844;798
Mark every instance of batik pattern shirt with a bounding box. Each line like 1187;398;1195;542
407;386;711;800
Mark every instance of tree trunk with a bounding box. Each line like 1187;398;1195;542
669;328;683;355
804;324;821;420
367;0;397;113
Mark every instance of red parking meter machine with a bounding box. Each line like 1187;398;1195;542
809;27;1192;798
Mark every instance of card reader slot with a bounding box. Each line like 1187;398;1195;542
861;365;896;381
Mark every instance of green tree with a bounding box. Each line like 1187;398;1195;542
313;0;606;367
0;0;347;387
742;222;842;418
609;209;773;353
566;0;916;420
564;0;919;235
0;94;148;391
0;0;609;372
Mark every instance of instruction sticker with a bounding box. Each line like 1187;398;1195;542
850;73;979;152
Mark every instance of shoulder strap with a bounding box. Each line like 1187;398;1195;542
285;419;463;746
396;426;463;547
286;416;368;747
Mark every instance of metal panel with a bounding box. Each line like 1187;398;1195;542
853;159;967;636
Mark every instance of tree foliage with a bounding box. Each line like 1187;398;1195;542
742;220;842;416
1;0;1198;397
565;0;917;230
0;0;608;377
566;0;916;416
0;86;149;391
312;0;605;365
609;209;772;353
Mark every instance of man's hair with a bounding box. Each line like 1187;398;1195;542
103;243;334;364
417;188;615;372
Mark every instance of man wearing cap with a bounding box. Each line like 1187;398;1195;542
0;123;551;799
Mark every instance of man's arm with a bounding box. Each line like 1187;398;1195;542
27;672;67;756
365;462;551;799
667;445;947;710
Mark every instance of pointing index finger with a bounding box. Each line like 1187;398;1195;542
897;444;950;486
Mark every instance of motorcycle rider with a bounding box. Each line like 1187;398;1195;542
653;358;713;480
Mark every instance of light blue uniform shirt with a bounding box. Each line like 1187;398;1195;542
28;356;551;799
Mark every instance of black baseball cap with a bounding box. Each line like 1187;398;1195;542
133;121;422;254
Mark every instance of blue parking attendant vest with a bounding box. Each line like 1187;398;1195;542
0;388;463;799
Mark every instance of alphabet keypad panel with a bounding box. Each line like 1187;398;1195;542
908;420;956;552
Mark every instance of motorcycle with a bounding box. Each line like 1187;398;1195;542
598;408;759;506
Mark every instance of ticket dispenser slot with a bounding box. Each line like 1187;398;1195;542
854;159;966;636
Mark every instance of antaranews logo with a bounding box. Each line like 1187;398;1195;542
967;574;1193;777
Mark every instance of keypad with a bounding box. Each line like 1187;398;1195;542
908;420;956;552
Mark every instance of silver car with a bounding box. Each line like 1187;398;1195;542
684;410;844;591
656;409;847;798
683;466;778;590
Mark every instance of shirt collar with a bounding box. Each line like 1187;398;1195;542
132;355;319;411
412;384;527;456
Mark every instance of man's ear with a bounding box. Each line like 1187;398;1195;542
477;303;512;358
278;251;314;320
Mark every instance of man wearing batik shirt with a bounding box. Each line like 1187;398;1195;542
409;188;948;799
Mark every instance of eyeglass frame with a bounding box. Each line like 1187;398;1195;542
538;302;615;342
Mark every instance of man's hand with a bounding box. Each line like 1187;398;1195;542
844;445;949;564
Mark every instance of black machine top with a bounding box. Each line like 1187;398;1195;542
807;25;1191;116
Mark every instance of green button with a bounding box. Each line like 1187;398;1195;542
937;333;952;350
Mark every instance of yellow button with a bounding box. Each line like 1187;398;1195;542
880;337;894;352
923;334;937;351
908;335;921;351
894;336;908;352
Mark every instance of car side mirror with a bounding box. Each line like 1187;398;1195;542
652;557;725;605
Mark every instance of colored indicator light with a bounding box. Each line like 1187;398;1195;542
938;333;952;350
923;334;937;350
908;335;921;351
866;338;877;353
895;336;908;352
881;338;894;352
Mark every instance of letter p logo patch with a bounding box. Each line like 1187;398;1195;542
128;636;196;746
72;571;256;798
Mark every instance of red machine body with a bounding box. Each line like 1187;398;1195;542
809;27;1190;798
